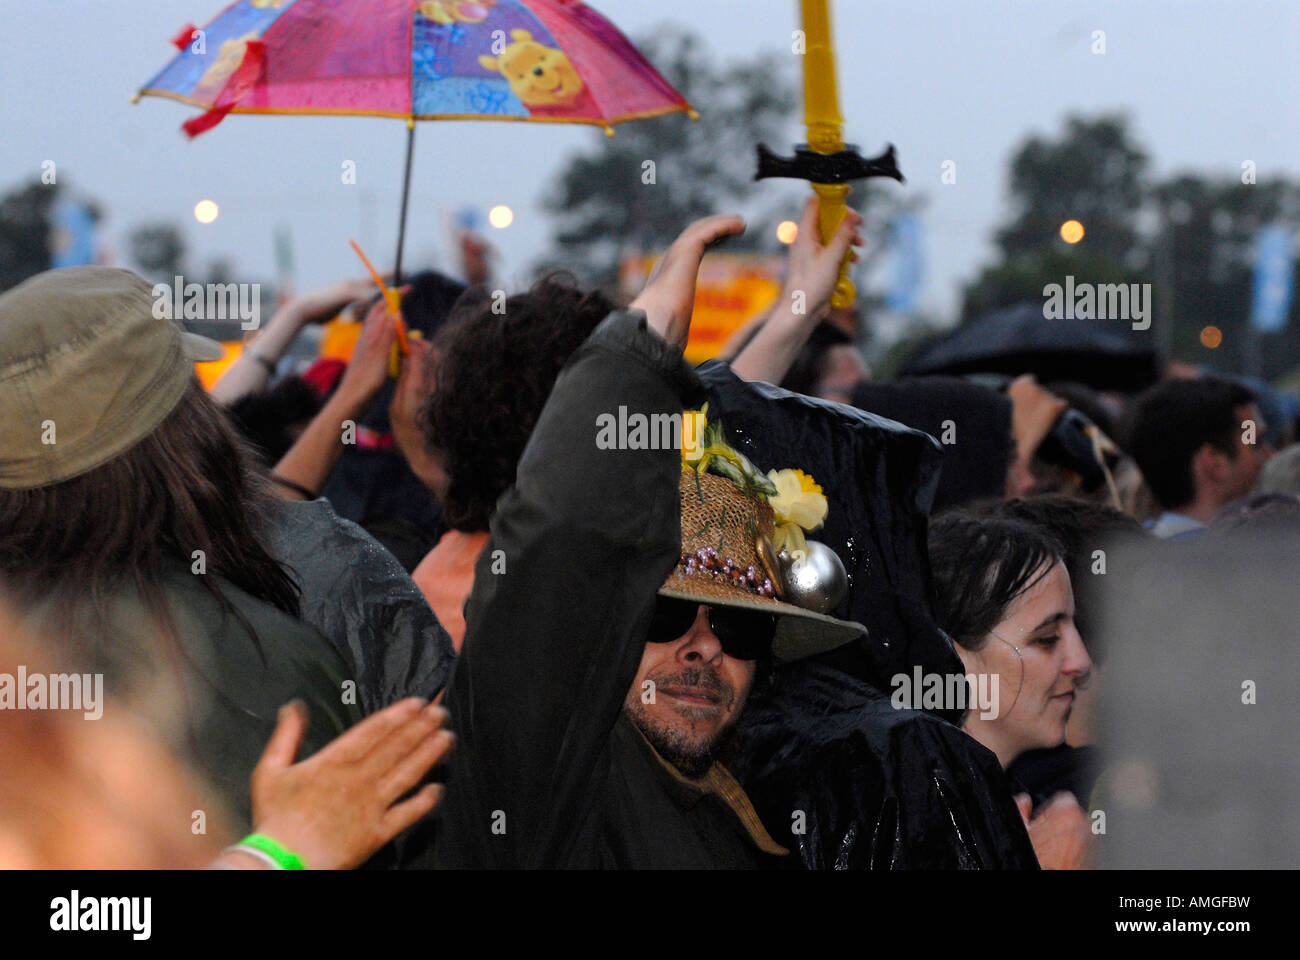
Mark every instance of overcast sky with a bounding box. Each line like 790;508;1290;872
3;0;1296;318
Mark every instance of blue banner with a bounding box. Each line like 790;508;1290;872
886;212;924;314
50;201;98;269
1251;224;1294;333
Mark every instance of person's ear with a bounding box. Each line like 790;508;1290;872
1192;442;1229;486
952;641;979;675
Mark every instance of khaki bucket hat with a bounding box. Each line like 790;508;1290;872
0;267;223;490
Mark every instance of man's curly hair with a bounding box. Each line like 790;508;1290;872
420;275;616;532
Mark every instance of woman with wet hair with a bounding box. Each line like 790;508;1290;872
927;514;1092;769
927;513;1096;868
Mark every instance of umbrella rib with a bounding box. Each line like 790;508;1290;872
528;0;616;133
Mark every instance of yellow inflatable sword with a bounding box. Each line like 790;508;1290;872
756;0;904;308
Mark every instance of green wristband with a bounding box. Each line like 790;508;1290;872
237;833;307;870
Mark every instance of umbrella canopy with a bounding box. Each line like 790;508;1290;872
136;0;694;280
136;0;693;135
901;301;1159;392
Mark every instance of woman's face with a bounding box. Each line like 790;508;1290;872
956;560;1092;768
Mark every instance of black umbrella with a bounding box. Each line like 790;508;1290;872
902;302;1159;392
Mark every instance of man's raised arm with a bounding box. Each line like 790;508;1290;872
437;216;746;868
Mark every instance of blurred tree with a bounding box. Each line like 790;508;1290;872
958;111;1300;378
0;179;60;292
959;114;1151;322
870;313;946;381
128;223;187;280
539;26;800;286
1151;175;1300;377
995;114;1149;264
960;247;1149;322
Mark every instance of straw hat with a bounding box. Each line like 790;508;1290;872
660;468;866;662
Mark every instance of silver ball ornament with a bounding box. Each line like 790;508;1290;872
777;539;847;613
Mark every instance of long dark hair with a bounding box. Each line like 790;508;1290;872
927;513;1064;651
0;380;299;635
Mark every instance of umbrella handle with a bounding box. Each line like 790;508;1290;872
394;122;416;286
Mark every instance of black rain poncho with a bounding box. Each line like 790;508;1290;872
700;364;1038;869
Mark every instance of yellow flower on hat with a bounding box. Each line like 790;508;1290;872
767;468;827;555
680;405;778;498
681;405;709;469
772;522;805;557
768;468;827;529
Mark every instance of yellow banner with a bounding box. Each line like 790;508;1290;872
621;252;784;364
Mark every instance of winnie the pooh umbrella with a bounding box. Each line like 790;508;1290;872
135;0;696;281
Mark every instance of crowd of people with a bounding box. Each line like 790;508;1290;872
1;195;1293;871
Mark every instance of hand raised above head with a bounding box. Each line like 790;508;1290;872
293;276;383;326
335;286;409;404
783;196;863;324
630;214;746;351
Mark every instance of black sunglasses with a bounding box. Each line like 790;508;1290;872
647;596;777;661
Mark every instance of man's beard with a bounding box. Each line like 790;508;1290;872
624;666;737;779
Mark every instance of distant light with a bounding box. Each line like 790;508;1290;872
194;200;219;224
777;220;799;245
1200;325;1223;349
1060;220;1084;244
488;205;514;229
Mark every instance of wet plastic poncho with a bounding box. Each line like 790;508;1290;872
699;363;1039;869
264;498;456;712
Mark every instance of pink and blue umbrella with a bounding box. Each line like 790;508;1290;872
136;0;695;276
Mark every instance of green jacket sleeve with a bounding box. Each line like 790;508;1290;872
438;309;703;867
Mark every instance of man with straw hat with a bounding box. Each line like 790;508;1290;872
435;207;865;868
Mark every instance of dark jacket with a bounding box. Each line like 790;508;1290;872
34;567;363;830
264;498;455;712
1008;744;1099;813
734;663;1040;869
435;310;785;868
167;573;364;828
852;376;1014;512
